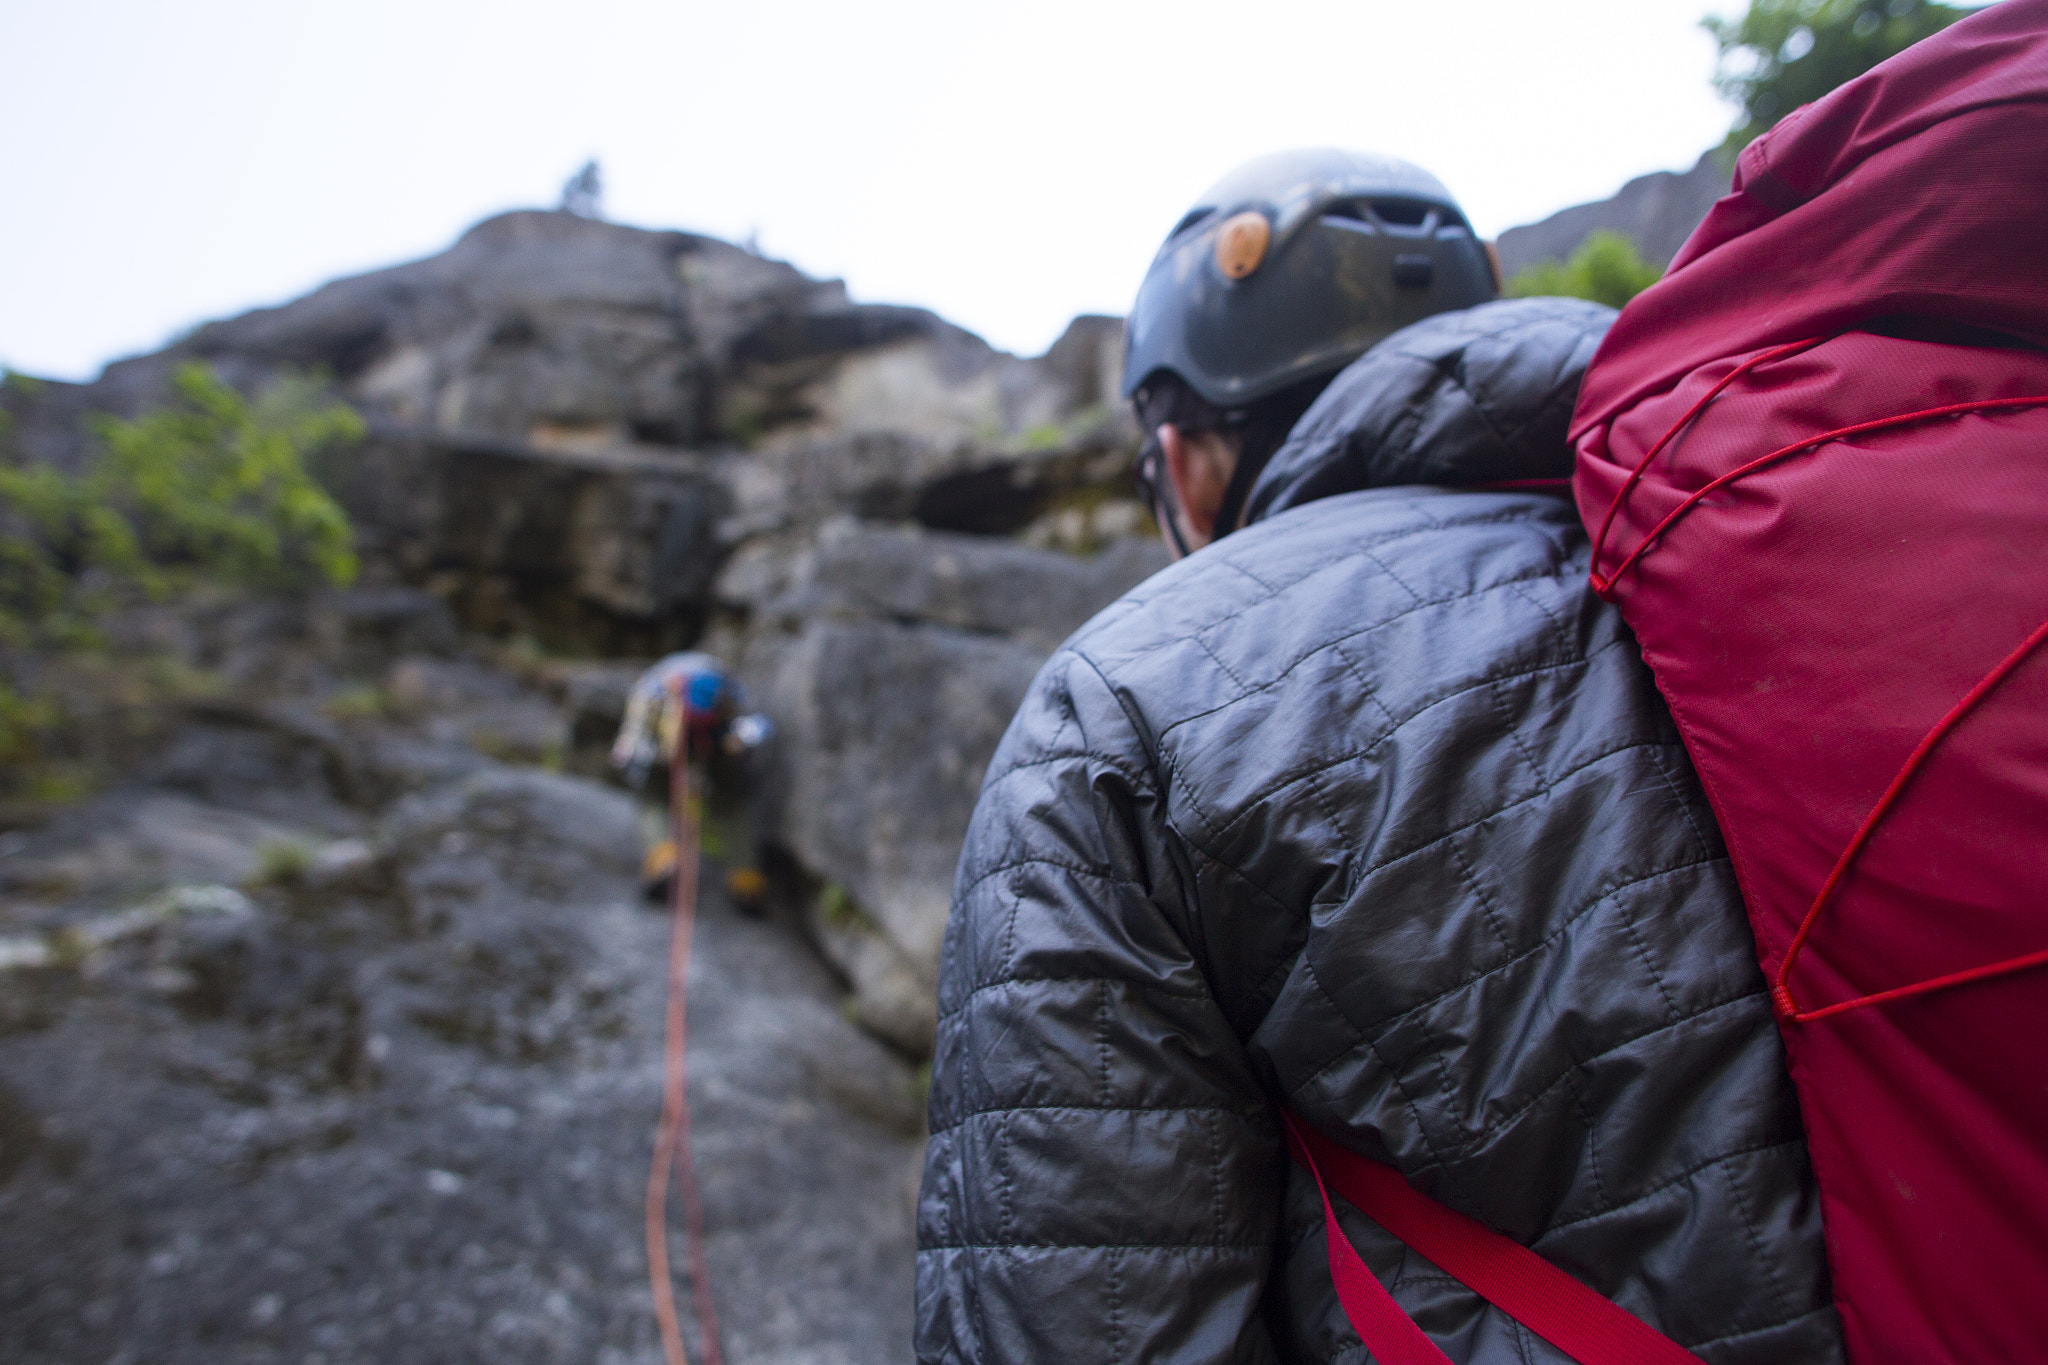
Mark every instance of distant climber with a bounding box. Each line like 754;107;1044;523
559;159;603;220
611;652;773;910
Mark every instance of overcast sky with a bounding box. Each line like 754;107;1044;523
2;0;1748;382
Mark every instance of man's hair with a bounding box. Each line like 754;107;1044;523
1131;369;1334;536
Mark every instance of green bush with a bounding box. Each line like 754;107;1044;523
1;362;361;645
1504;231;1665;310
0;363;363;785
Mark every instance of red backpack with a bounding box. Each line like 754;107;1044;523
1569;6;2048;1361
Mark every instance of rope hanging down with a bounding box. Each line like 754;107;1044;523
645;679;725;1365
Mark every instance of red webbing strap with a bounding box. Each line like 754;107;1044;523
1284;1111;1705;1365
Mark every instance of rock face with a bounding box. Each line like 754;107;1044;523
1;199;1173;1360
3;210;1167;1062
1493;151;1731;277
0;599;924;1365
716;521;1167;1052
3;212;1143;653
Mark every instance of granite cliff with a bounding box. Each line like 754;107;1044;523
0;210;1166;1363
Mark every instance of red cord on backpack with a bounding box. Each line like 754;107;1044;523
1773;613;2048;1023
1587;335;1830;597
1590;343;2048;1025
646;691;725;1365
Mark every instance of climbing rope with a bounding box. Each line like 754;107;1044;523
645;679;725;1365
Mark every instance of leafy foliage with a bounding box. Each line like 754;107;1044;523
1504;231;1665;310
1;362;361;646
0;363;362;782
1705;0;1975;156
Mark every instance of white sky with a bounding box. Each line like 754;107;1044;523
1;0;1748;382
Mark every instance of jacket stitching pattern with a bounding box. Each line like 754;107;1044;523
1324;732;1691;910
952;855;1149;912
1105;1245;1124;1365
1291;990;1771;1162
1612;874;1687;1026
1719;1154;1797;1329
1443;831;1521;960
1685;1304;1838;1350
1297;951;1484;1215
1645;740;1717;863
1296;854;1723;1042
1486;674;1554;790
1355;543;1428;607
1294;766;1357;885
1160;645;1625;860
1164;561;1581;750
931;1104;1261;1141
1542;1138;1804;1230
1568;1073;1614;1212
994;1108;1015;1246
1212;552;1283;598
937;974;1214;1032
1101;504;1575;678
1191;629;1257;696
1326;638;1403;735
1095;979;1113;1109
1207;1107;1227;1246
998;877;1022;994
1508;1317;1540;1365
973;746;1156;804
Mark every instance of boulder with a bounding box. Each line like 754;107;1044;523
0;729;923;1365
721;521;1168;1053
3;209;1172;1050
2;213;1145;652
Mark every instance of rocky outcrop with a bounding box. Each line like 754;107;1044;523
2;211;1166;1058
3;212;1142;654
712;521;1168;1052
1493;151;1730;277
0;596;923;1364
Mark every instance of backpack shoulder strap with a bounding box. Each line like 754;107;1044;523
1284;1110;1706;1365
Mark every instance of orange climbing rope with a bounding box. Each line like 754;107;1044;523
645;682;725;1365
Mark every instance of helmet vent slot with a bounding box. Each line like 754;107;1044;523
1368;198;1433;233
1369;200;1435;230
1170;208;1216;240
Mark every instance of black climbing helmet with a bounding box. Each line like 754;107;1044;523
1121;148;1499;410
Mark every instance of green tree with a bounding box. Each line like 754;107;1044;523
0;362;361;643
1706;0;1977;157
1505;230;1665;310
0;363;363;773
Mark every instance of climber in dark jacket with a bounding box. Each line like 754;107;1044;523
915;151;1843;1364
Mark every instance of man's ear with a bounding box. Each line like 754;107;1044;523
1159;423;1235;547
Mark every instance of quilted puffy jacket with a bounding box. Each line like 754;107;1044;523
916;298;1843;1364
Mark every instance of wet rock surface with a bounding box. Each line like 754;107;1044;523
2;211;1174;1361
0;659;921;1364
